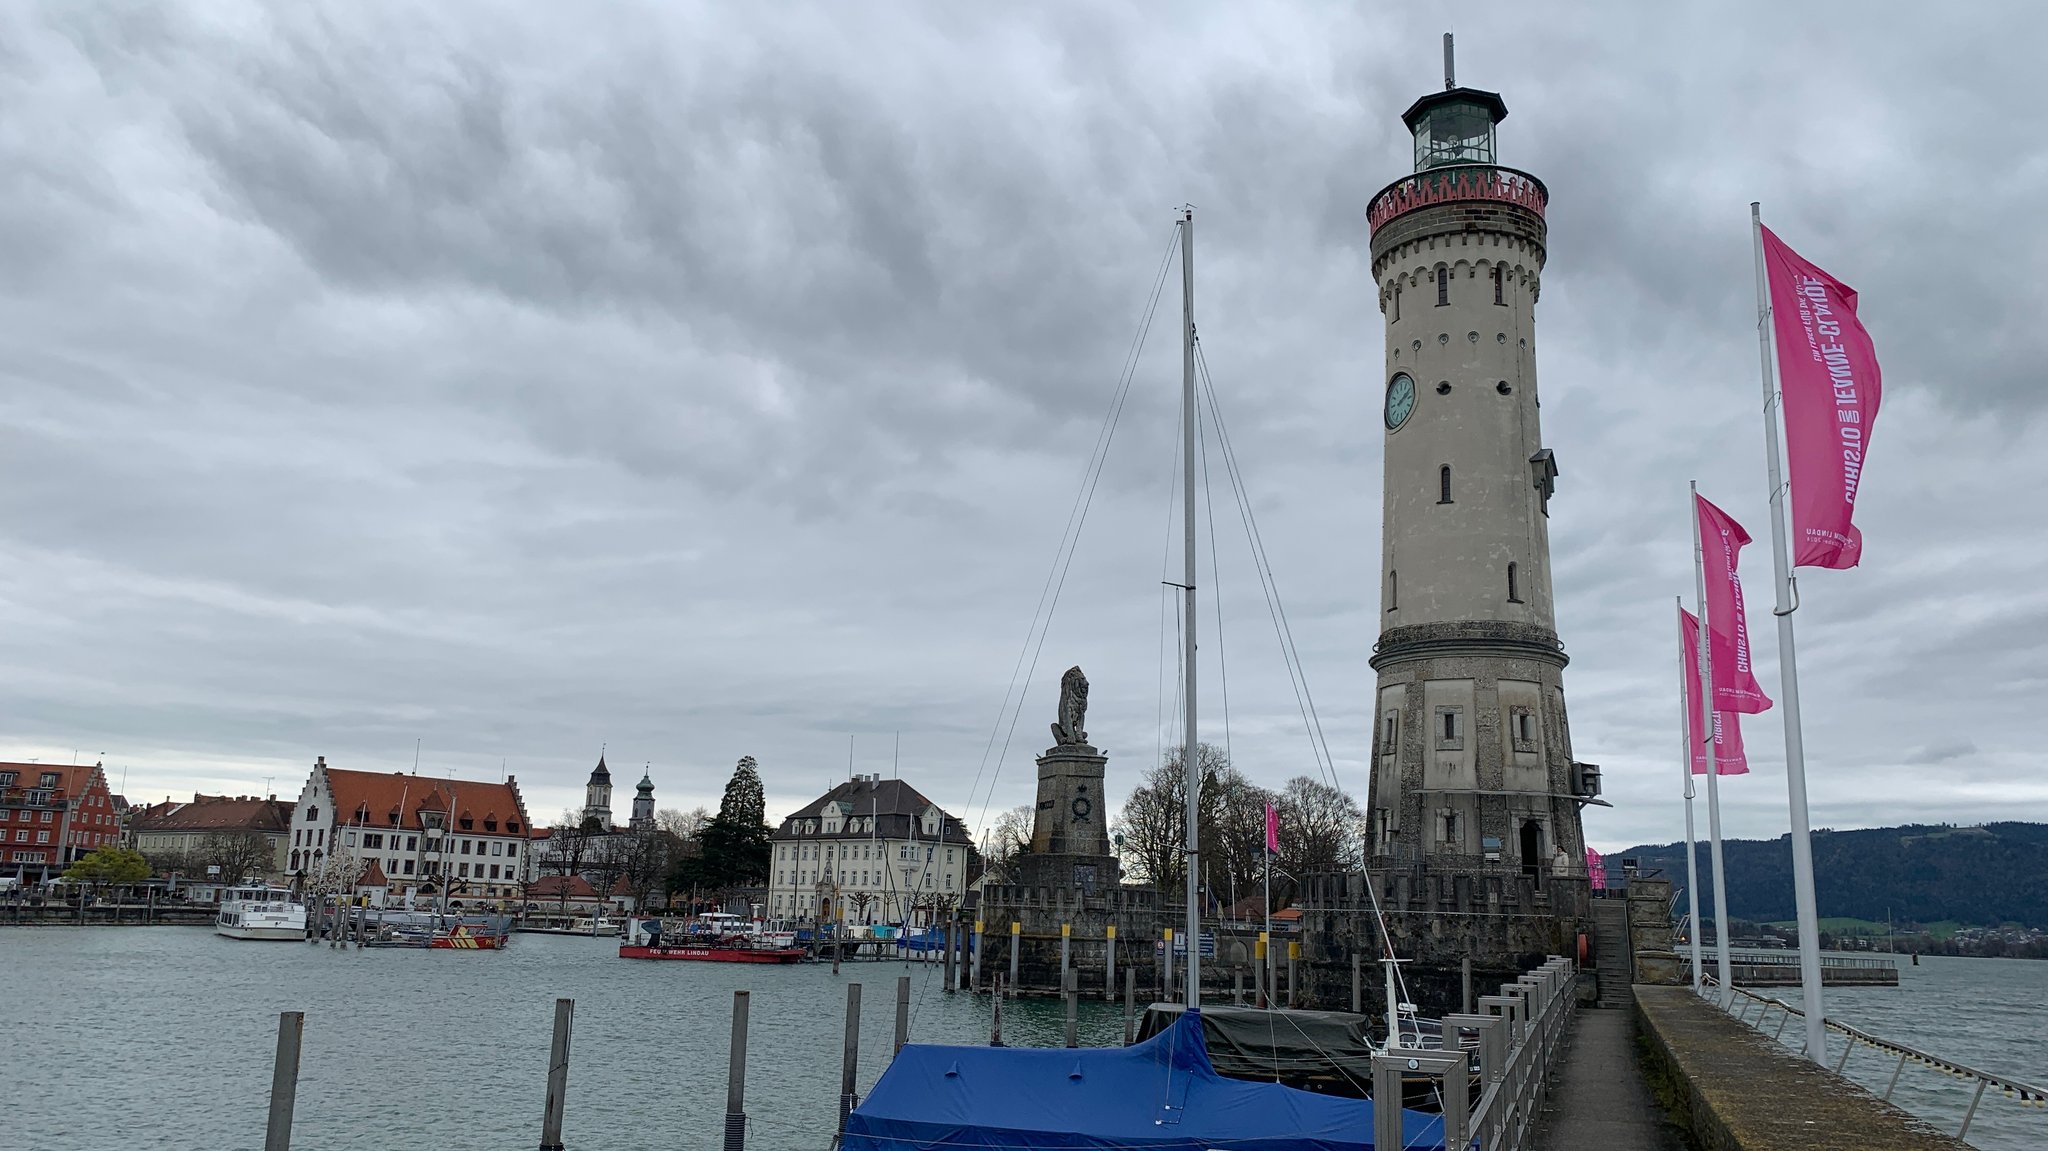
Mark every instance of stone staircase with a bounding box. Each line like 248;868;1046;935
1590;897;1633;1008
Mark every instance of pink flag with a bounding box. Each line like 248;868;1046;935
1681;607;1750;775
1694;494;1772;714
1587;849;1607;890
1264;804;1280;856
1762;225;1882;570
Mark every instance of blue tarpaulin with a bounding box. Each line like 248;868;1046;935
842;1010;1451;1151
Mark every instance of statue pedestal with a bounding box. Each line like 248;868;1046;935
1017;742;1120;891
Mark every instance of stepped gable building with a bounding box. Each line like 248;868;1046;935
770;775;973;927
1363;62;1599;877
0;761;120;880
287;756;534;905
131;793;292;877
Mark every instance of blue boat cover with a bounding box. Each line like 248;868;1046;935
842;1010;1450;1151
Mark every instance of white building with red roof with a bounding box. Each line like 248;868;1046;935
286;755;534;906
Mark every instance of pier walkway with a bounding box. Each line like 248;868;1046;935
1529;1001;1685;1151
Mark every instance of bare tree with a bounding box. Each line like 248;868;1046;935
980;804;1034;882
1275;775;1363;877
618;826;679;911
657;806;712;840
196;832;278;884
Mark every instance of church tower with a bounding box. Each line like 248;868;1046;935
1365;42;1596;873
582;753;613;828
629;770;655;831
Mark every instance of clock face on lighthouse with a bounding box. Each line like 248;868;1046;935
1385;372;1417;431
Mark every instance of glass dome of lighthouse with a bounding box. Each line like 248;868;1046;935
1404;86;1508;172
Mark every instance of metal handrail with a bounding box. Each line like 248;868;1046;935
1705;979;2048;1139
1685;951;1897;970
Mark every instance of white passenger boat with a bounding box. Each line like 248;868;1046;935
215;884;307;941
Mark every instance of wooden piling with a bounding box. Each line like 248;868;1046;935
263;1011;304;1151
1064;969;1078;1048
990;976;1005;1047
1351;950;1362;1014
539;998;573;1151
723;991;749;1151
894;975;911;1056
1287;942;1298;1009
1103;924;1116;1001
832;919;842;976
971;920;983;992
838;983;862;1137
1007;922;1020;994
1462;954;1473;1015
1123;967;1137;1045
1059;922;1070;988
1233;966;1244;1005
942;919;956;992
1162;928;1174;999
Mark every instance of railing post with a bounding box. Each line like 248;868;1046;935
263;1011;304;1151
894;975;911;1056
1884;1050;1908;1102
539;998;573;1151
838;983;862;1138
1371;1053;1406;1151
723;991;749;1151
1960;1078;1989;1140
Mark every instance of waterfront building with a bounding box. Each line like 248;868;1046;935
0;760;120;881
1363;69;1599;873
285;756;534;905
130;793;292;879
769;774;974;927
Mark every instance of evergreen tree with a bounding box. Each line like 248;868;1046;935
693;756;772;890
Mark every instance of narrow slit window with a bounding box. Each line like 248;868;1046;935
1436;266;1449;306
1443;712;1457;741
1388;569;1398;612
1439;465;1453;504
1493;264;1505;305
1507;561;1522;603
1392;283;1401;322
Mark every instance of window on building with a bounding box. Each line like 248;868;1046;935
506;843;516;858
460;840;471;855
37;831;49;844
41;811;53;823
1439;466;1453;504
345;831;356;847
306;806;318;822
1436;708;1464;750
489;865;500;879
1493;264;1505;305
1379;713;1400;755
1513;710;1537;747
491;842;502;856
13;830;25;843
1442;812;1460;843
1436;266;1449;306
403;860;415;875
1393;283;1401;322
0;772;14;786
39;772;59;789
1507;562;1522;603
407;836;418;851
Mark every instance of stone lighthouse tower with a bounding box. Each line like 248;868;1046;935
1364;46;1595;874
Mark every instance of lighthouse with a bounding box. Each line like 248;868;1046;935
1365;40;1596;875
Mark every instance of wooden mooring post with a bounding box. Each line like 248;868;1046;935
990;975;1005;1047
838;983;862;1138
263;1011;304;1151
894;975;911;1055
1007;923;1020;994
723;991;749;1151
942;919;956;991
1063;970;1078;1048
538;998;573;1151
1287;942;1298;1009
1103;924;1116;1001
1351;951;1362;1014
970;920;983;991
1462;954;1474;1015
1162;928;1174;999
1059;922;1071;989
1123;967;1137;1045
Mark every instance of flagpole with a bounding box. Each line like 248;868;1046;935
1691;481;1735;1005
1751;201;1828;1063
1677;597;1705;994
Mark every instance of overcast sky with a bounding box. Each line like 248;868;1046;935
4;2;2044;853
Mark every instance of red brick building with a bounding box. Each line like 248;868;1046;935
0;760;121;881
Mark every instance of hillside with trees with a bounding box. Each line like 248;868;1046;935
1612;822;2048;929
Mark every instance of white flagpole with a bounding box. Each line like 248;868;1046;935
1690;481;1735;1005
1677;598;1705;994
1750;202;1829;1063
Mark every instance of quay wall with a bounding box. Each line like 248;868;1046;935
1634;985;1970;1151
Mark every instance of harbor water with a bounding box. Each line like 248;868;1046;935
8;928;2045;1150
1755;954;2048;1150
5;926;1124;1151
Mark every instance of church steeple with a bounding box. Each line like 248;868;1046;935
583;750;614;828
629;769;655;831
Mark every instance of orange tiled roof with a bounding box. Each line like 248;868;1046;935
0;761;107;800
321;767;530;836
136;795;290;834
526;875;599;900
358;859;388;886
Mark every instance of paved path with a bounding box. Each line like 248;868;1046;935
1530;1004;1686;1151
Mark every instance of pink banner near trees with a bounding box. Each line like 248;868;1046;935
1694;494;1772;714
1681;607;1750;775
1762;225;1882;569
1265;803;1279;856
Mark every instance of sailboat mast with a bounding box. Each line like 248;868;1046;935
1179;208;1201;1008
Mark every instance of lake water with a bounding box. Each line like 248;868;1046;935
1756;954;2048;1151
4;926;1124;1151
7;928;2045;1150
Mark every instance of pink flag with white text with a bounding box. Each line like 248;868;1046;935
1587;849;1607;890
1681;606;1750;775
1694;494;1772;714
1762;225;1882;569
1265;804;1280;856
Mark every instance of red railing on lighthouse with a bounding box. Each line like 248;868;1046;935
1367;164;1548;235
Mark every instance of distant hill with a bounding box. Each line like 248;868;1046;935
1609;822;2048;930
